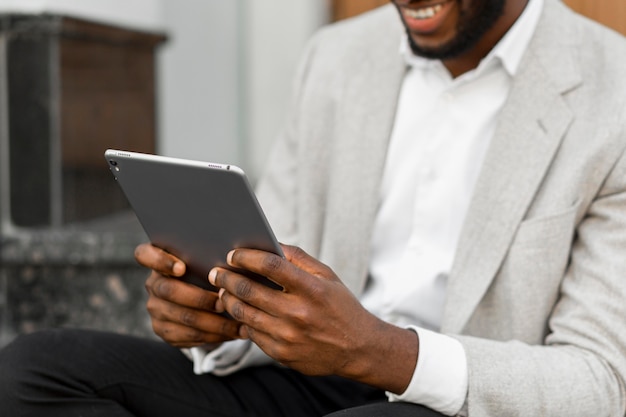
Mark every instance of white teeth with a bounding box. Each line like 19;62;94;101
405;4;443;20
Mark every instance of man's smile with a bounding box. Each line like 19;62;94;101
399;0;457;34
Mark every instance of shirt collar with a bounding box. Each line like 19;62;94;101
401;0;543;77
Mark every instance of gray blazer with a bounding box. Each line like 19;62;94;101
256;0;626;415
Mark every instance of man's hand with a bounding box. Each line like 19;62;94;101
135;243;244;348
208;244;419;394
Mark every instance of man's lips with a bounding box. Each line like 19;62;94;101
400;0;455;34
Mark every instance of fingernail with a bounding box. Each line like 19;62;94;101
208;269;217;285
214;298;224;313
218;288;225;299
173;262;185;276
227;250;235;265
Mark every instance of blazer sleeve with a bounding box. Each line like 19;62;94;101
455;139;626;416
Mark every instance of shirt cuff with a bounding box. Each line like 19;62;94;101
387;327;468;416
183;339;274;376
183;339;251;375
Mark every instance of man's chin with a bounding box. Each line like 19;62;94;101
406;32;467;61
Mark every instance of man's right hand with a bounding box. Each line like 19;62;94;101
135;243;244;349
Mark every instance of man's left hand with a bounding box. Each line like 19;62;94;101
208;244;418;394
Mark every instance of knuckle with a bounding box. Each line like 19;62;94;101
244;325;256;340
290;246;307;261
144;272;157;292
235;279;254;299
282;244;297;254
220;319;239;338
303;280;329;308
261;254;283;274
318;264;335;279
246;309;262;328
145;298;156;315
307;279;326;298
270;344;291;364
154;278;173;299
230;301;246;321
146;298;167;321
195;291;218;311
290;304;312;325
151;319;166;339
279;327;300;345
184;328;203;343
179;310;197;327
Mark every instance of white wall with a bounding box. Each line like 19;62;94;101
242;0;328;179
159;0;328;179
157;0;243;166
0;0;329;181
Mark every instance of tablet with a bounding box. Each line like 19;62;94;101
104;149;283;291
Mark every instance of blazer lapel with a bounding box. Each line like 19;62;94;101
442;1;582;333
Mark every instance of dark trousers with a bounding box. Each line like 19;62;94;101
0;329;444;417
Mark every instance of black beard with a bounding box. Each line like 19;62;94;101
407;0;506;60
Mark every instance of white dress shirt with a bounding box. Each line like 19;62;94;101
365;0;543;414
186;1;542;415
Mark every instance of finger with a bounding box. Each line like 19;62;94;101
146;273;223;312
147;294;242;340
151;318;238;347
217;282;279;338
209;268;281;316
225;248;333;291
226;249;302;291
281;245;336;279
235;325;296;368
135;243;186;277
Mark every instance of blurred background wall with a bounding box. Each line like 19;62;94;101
0;0;328;180
157;0;328;180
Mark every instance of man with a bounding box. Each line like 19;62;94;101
1;0;626;416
